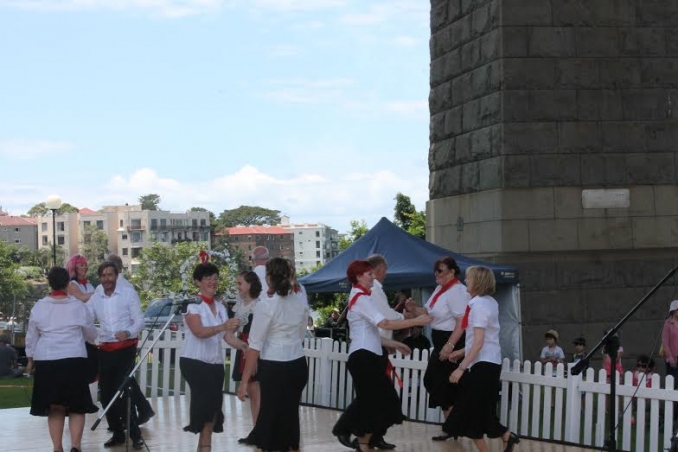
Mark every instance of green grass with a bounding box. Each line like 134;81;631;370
0;377;34;409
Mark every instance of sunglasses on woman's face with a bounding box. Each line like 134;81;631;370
434;268;445;274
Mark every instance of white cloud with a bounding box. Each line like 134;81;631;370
0;139;75;160
27;165;427;232
0;0;225;17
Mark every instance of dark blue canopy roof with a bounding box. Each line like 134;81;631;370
299;217;519;293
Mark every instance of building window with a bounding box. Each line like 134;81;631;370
315;231;320;237
119;219;123;227
57;221;65;232
42;236;48;245
14;227;19;232
299;241;303;246
131;219;141;229
247;235;251;240
280;235;284;239
316;251;321;258
122;233;128;240
298;231;302;235
234;236;239;241
131;232;141;242
96;220;104;229
41;223;47;232
160;219;167;228
280;245;284;250
202;232;209;241
14;239;21;243
131;248;141;258
83;220;91;227
162;233;168;242
151;219;157;229
122;248;128;256
316;241;320;248
192;219;198;227
200;219;206;227
57;236;65;245
192;232;199;241
248;245;252;250
316;261;321;266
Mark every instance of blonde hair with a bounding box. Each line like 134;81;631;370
466;265;496;296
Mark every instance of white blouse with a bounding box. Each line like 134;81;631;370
180;301;228;365
87;285;144;343
425;282;470;331
248;290;309;361
372;280;403;340
347;287;386;356
70;279;94;294
465;294;502;369
25;295;98;361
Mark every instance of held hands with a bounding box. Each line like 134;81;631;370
414;314;434;326
223;318;240;332
449;368;464;384
404;298;417;312
448;349;464;362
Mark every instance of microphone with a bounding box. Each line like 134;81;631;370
173;297;202;306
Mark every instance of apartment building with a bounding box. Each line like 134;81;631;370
0;210;38;250
224;225;294;266
39;205;211;272
278;216;340;273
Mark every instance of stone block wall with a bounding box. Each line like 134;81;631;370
427;0;678;366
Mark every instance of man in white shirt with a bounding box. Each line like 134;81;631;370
88;261;145;449
251;246;270;295
94;254;156;426
363;254;403;450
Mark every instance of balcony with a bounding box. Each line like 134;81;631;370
127;225;146;231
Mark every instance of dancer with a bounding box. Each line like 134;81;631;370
237;257;309;452
225;270;262;444
444;265;519;452
405;256;470;440
87;261;145;449
180;262;240;452
26;267;99;452
332;259;433;451
66;254;94;302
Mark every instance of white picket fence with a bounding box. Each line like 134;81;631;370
134;331;677;451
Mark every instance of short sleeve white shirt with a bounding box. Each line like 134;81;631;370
248;290;309;361
347;287;386;356
25;296;98;360
180;301;228;364
253;265;269;297
465;294;502;368
70;280;95;295
425;282;471;331
371;280;403;339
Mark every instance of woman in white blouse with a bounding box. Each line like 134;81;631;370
406;256;470;440
25;267;99;452
179;263;239;452
332;260;433;452
224;270;262;443
445;266;519;452
237;258;309;452
66;254;95;302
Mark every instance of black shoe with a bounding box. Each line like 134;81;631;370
132;436;144;450
336;433;354;449
70;448;81;452
503;432;520;452
237;437;252;445
104;434;125;448
432;434;454;441
371;439;396;449
137;408;155;425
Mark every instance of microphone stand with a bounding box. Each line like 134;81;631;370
91;301;192;451
571;264;678;452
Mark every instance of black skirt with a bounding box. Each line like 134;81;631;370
423;329;465;410
180;357;225;434
442;361;507;440
248;357;308;451
30;357;98;417
333;349;405;438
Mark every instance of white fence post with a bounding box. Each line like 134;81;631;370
317;338;333;407
564;365;581;443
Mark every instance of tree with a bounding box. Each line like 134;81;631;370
139;194;161;211
26;201;79;217
217;205;281;229
80;224;110;285
130;241;237;307
0;241;29;315
338;219;369;251
393;192;426;239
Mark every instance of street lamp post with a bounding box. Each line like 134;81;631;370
45;195;63;267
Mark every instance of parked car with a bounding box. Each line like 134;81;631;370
143;298;184;333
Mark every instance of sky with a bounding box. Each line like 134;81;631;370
0;0;431;234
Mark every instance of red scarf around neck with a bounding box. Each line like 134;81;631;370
348;284;371;310
50;290;68;297
198;294;215;305
77;279;88;286
428;278;459;309
460;305;471;329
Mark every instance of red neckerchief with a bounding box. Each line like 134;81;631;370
428;278;459;309
77;279;88;286
293;283;301;293
50;290;68;297
198;294;215;305
460;305;471;329
348;284;371;310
